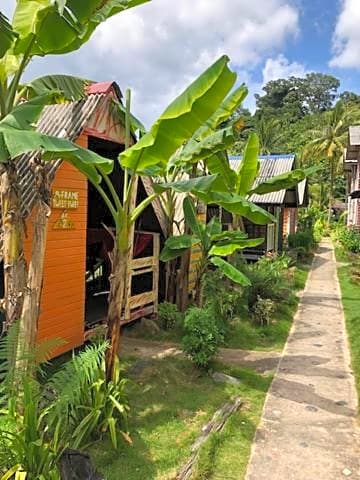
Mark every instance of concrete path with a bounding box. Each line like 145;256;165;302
246;240;360;479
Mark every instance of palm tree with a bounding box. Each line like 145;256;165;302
256;116;284;155
305;101;354;223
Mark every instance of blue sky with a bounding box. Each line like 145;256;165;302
2;0;360;125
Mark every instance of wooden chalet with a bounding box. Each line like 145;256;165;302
344;126;360;229
227;154;308;259
3;81;166;356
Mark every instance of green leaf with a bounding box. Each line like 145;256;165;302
197;191;276;224
237;132;260;196
160;246;189;262
175;126;236;166
154;174;218;195
0;94;56;130
1;465;24;480
209;238;264;256
206;217;222;236
206;151;237;190
164;234;195;250
13;0;150;57
250;165;319;195
196;84;248;140
0;12;17;59
0;128;113;183
183;197;205;241
23;74;91;101
210;257;251;286
120;55;236;172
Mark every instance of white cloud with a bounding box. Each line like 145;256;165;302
330;0;360;68
262;54;307;84
4;0;299;125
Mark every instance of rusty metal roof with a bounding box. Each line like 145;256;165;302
7;85;168;247
229;154;295;205
17;93;106;218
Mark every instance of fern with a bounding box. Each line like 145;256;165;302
47;342;108;422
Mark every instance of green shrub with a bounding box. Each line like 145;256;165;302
157;302;183;330
335;226;360;254
288;231;314;253
251;296;275;326
182;306;223;369
237;255;291;309
201;270;244;327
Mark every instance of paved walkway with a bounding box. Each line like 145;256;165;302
246;240;360;479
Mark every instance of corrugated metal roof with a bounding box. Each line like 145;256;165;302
349;126;360;146
229;154;295;204
1;86;168;259
17;93;106;218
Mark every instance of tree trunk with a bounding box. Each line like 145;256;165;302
165;258;177;304
177;248;190;312
328;156;335;224
20;200;50;355
105;245;129;382
1;164;27;330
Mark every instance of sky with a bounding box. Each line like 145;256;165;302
3;0;360;126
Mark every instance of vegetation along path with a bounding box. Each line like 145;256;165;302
246;240;360;479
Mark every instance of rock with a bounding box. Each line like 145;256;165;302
342;468;352;476
139;318;161;335
60;449;104;480
211;372;241;385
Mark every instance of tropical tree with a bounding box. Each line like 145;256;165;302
304;101;354;222
153;84;248;304
160;196;263;306
0;0;149;358
66;55;239;381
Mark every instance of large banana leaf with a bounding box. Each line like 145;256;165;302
183;196;206;245
154;174;219;195
195;84;248;140
250;165;320;196
174;126;236;166
23;74;91;101
0;94;57;130
120;56;236;172
0;127;113;183
13;0;150;56
196;191;276;224
209;238;264;257
236;133;260;196
206;151;237;190
210;256;251;286
0;12;17;59
159;234;196;262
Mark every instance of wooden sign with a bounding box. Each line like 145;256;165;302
53;211;75;230
52;190;79;209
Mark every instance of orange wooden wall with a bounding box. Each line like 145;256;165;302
24;133;88;356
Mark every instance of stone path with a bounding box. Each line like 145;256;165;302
120;337;281;374
246;240;360;479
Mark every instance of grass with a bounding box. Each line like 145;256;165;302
224;263;310;351
335;246;360;399
126;262;310;353
89;356;272;479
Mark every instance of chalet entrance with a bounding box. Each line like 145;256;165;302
85;136;161;333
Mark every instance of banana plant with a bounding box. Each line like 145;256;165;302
64;55;238;381
160;197;263;306
0;1;149;358
149;84;248;304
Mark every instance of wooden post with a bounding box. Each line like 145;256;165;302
152;233;160;315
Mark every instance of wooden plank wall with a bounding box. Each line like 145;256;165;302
24;133;88;356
